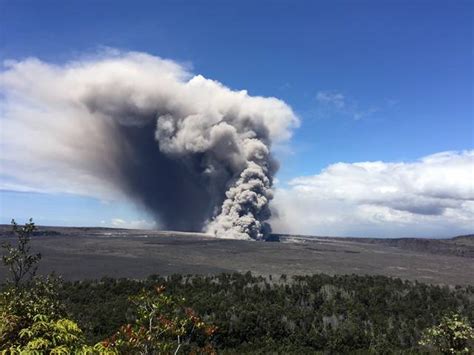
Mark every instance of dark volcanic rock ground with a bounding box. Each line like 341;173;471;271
0;226;473;285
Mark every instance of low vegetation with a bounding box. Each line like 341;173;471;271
1;219;473;353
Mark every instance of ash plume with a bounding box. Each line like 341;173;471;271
0;51;299;239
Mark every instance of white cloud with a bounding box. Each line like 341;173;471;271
109;218;157;230
271;151;474;238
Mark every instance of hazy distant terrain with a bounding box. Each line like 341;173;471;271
0;225;473;285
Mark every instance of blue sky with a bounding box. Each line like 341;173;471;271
0;0;472;236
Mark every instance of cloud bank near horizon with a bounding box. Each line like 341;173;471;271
271;150;474;238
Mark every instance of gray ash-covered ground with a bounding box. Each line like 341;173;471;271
0;225;473;285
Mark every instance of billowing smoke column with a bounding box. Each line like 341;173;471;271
0;51;299;240
206;162;274;240
155;111;278;240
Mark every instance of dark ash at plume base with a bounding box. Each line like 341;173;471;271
0;51;299;240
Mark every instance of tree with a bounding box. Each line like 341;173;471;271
419;313;474;354
1;218;41;287
97;285;217;354
5;314;93;354
0;275;67;350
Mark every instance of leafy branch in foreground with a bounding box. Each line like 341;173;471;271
97;285;217;354
419;313;474;354
1;218;41;287
6;313;93;354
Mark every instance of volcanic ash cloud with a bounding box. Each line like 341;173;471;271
0;51;299;240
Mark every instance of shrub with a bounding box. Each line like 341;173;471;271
99;285;217;354
419;313;474;354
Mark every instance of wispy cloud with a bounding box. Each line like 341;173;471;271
278;82;292;91
315;90;381;120
315;91;346;109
